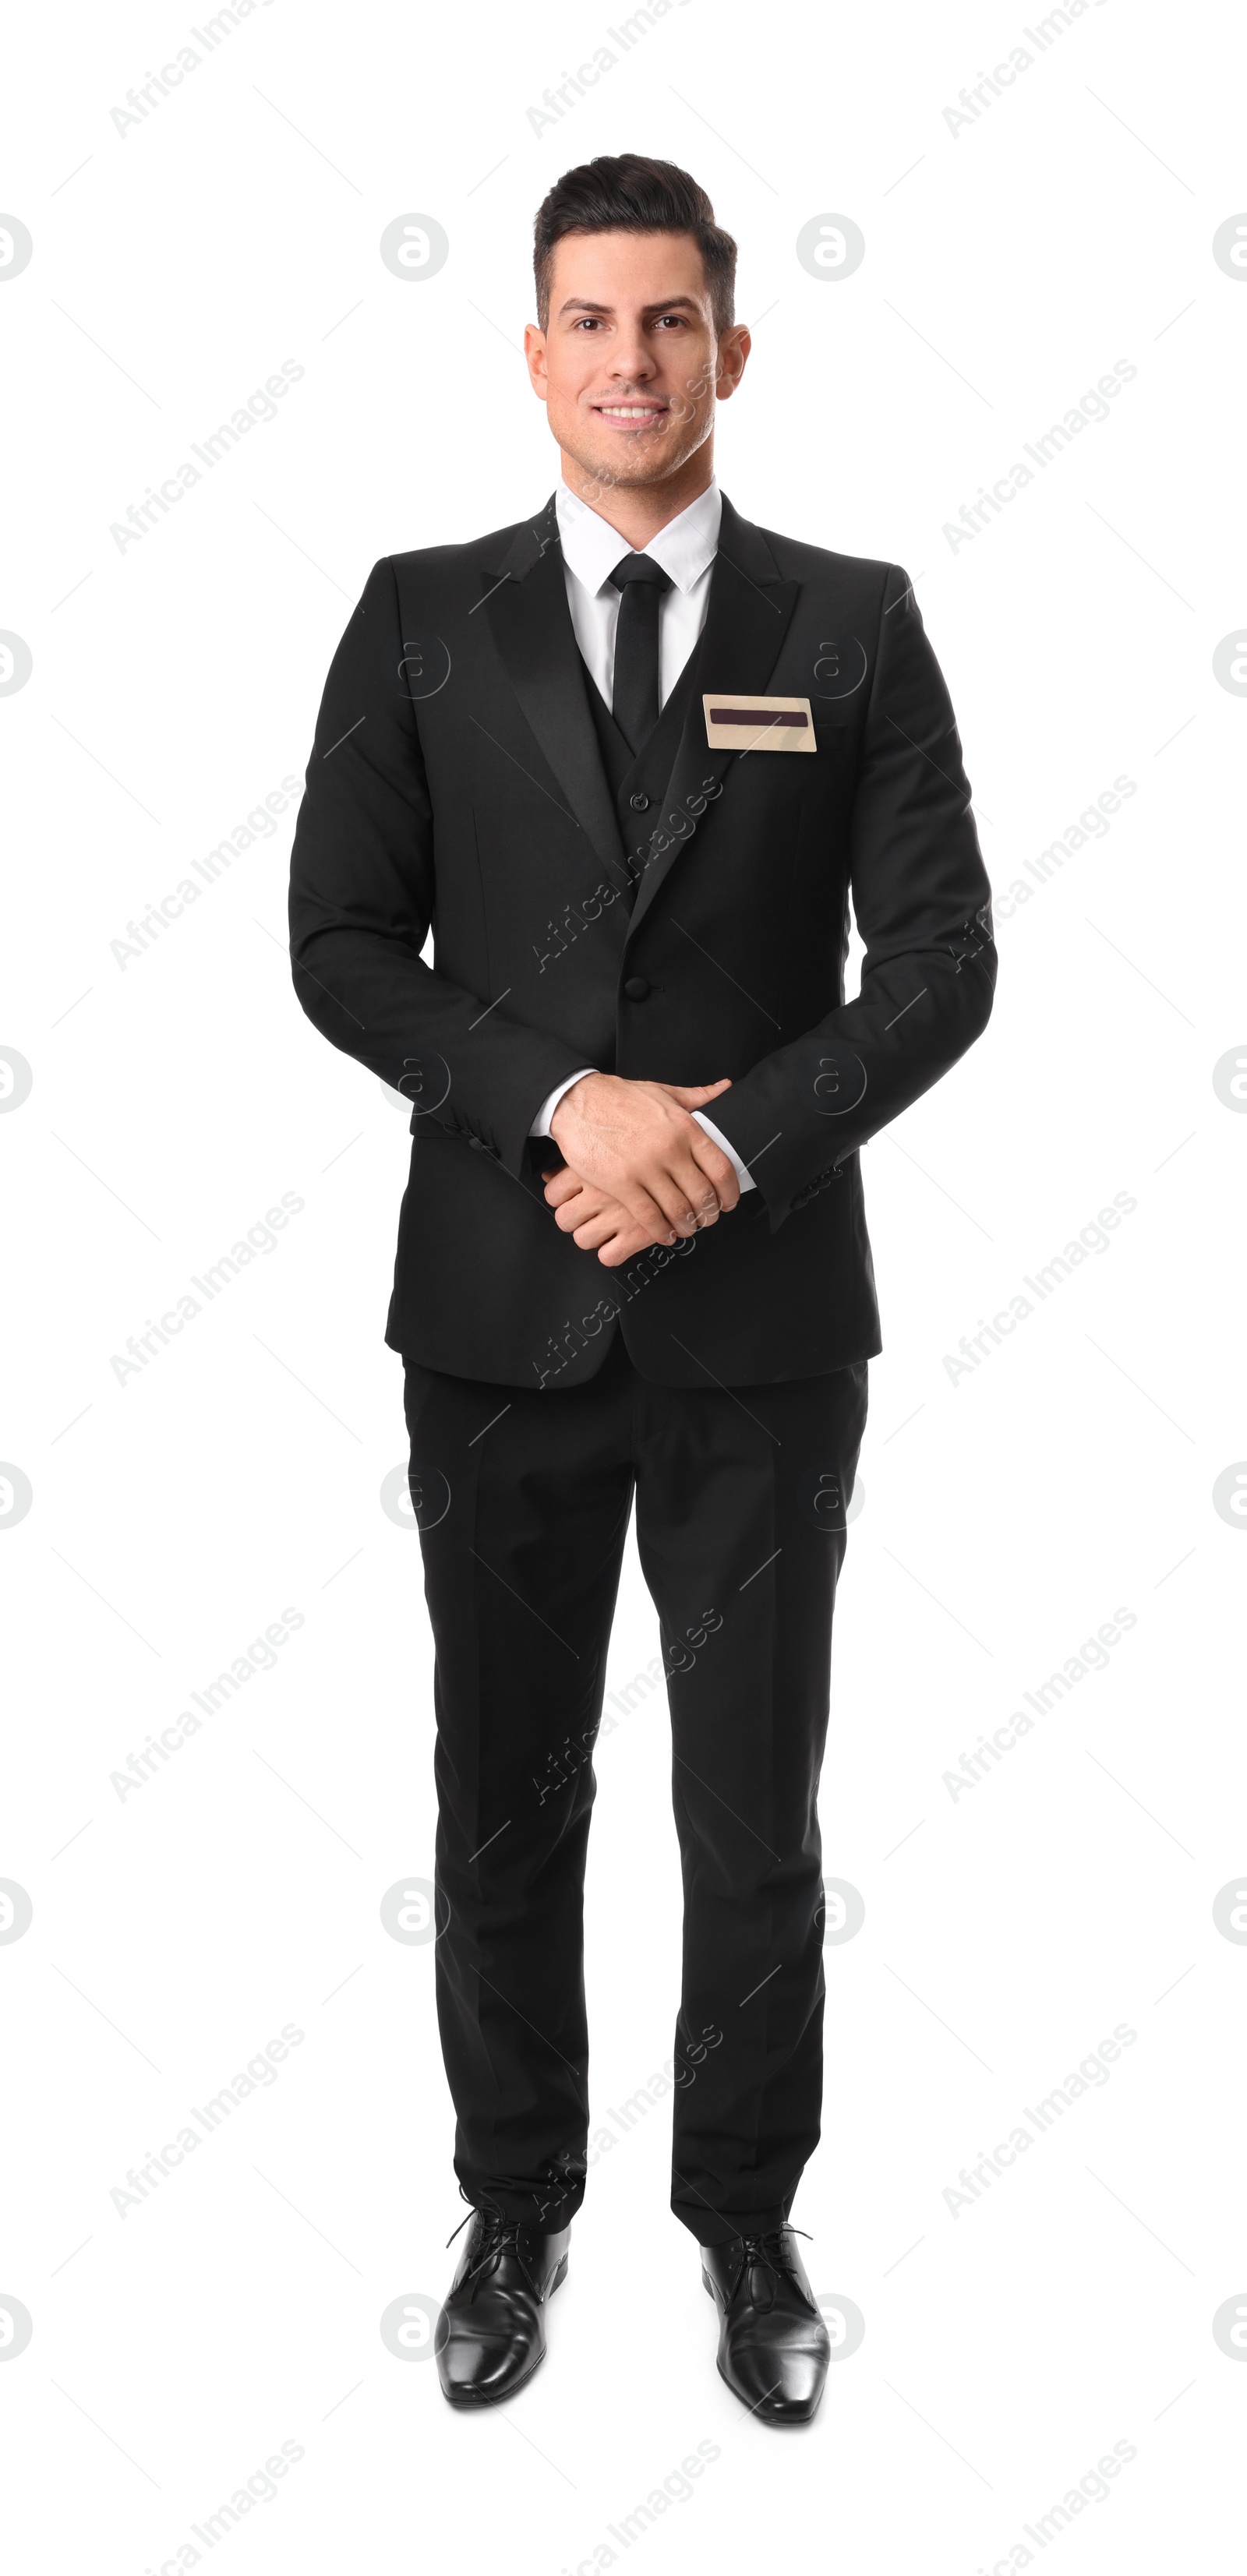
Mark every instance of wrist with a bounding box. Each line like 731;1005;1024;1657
549;1071;603;1145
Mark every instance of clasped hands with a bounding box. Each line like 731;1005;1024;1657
541;1071;740;1269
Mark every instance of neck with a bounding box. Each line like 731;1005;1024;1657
559;444;715;549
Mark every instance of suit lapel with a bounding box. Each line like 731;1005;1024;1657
482;497;627;887
625;495;800;940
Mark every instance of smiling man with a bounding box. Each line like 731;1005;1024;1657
288;155;996;2423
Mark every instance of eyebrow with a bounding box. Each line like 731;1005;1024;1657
555;295;702;319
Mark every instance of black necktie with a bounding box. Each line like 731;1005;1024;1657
609;553;673;754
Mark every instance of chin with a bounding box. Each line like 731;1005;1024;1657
589;456;669;491
575;438;689;492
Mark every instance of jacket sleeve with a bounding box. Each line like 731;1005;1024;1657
288;556;592;1174
707;563;997;1230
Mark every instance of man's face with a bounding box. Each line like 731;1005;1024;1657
525;229;749;496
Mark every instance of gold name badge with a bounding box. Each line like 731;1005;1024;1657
702;692;816;752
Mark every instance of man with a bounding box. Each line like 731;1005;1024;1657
288;154;995;2423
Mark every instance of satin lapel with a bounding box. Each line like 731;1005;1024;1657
482;501;627;885
625;497;800;941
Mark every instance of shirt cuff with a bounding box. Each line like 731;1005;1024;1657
529;1071;597;1139
692;1110;756;1193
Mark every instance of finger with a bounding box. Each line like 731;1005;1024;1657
659;1079;733;1108
571;1206;641;1250
563;1192;657;1256
617;1127;712;1232
648;1097;737;1219
554;1191;616;1234
597;1223;658;1265
610;1177;682;1244
576;1179;680;1245
687;1129;740;1211
645;1138;732;1232
543;1169;605;1205
634;1167;705;1234
546;1174;607;1215
599;1205;676;1254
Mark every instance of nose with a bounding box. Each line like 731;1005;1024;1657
605;325;656;383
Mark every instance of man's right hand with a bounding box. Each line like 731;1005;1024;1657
547;1073;740;1246
539;1167;686;1266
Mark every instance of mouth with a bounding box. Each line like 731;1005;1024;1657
591;401;669;428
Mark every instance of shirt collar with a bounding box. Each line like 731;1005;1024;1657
554;478;722;596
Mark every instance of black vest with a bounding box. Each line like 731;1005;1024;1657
523;636;709;1174
578;630;708;910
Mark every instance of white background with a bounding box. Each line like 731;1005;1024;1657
2;1;1245;2568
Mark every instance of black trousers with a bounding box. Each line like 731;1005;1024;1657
402;1328;868;2247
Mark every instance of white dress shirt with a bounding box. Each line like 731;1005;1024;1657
556;475;719;709
528;478;754;1195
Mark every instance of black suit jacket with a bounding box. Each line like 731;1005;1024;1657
288;493;996;1388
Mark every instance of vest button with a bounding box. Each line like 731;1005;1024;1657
630;792;650;811
623;976;650;1002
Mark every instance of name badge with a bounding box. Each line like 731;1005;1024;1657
703;693;816;753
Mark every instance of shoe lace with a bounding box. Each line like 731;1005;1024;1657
734;2225;812;2303
445;2192;524;2295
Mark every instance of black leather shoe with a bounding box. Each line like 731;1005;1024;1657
701;2226;830;2423
436;2207;571;2407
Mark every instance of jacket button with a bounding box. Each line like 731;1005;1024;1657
623;975;649;1001
630;792;650;811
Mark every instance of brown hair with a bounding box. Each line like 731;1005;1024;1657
534;154;737;333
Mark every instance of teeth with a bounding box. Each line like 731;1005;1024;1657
598;404;662;418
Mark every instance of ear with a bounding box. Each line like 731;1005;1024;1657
715;326;751;402
524;323;549;398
